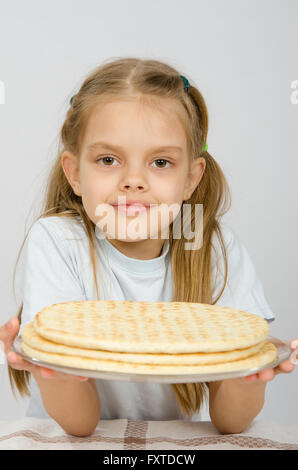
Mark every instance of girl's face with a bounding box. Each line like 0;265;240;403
62;96;205;259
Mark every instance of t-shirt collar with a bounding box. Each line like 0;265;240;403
95;225;170;274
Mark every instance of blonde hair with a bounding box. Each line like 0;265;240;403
9;57;231;419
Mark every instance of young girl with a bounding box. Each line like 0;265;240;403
2;57;297;437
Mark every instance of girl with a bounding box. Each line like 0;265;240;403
2;57;297;437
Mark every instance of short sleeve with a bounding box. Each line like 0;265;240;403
211;222;276;323
17;218;86;334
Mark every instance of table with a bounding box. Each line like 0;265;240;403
0;418;298;449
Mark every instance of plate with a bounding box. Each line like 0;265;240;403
11;336;292;384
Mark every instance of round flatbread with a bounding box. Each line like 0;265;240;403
33;300;270;353
21;340;278;375
21;322;266;365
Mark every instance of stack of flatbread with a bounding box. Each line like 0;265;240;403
21;300;278;375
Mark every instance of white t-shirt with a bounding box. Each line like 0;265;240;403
16;215;275;422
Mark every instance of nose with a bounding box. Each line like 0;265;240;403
122;182;145;191
120;164;148;192
123;184;144;191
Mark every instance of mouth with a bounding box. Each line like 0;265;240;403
112;203;152;215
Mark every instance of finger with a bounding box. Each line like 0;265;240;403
1;318;20;353
290;339;298;350
37;368;71;380
258;368;275;382
273;359;295;374
52;370;89;381
40;369;89;381
243;374;258;382
6;352;52;377
7;351;36;372
6;352;83;380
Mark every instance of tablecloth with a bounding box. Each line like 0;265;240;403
0;418;298;450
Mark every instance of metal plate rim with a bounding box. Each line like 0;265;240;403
11;335;291;384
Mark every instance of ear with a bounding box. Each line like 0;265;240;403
61;151;82;197
183;157;206;201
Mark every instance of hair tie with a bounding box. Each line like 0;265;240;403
70;94;76;106
180;76;208;151
179;75;190;92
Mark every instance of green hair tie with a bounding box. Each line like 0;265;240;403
179;75;190;92
179;76;208;151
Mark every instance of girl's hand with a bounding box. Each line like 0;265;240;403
1;316;89;382
243;337;298;383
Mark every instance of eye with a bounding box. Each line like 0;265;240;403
96;156;119;166
96;155;172;169
152;158;172;169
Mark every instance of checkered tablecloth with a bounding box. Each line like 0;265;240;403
0;418;298;449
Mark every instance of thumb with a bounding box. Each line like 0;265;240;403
7;317;20;335
1;317;20;354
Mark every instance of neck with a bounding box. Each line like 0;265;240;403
105;237;166;260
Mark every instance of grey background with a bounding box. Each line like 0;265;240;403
0;0;297;424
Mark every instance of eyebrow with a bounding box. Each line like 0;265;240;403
87;141;183;154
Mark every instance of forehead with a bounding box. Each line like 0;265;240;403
82;95;189;151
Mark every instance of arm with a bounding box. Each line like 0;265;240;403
208;335;298;434
5;316;101;438
32;372;101;437
14;219;100;436
208;378;266;434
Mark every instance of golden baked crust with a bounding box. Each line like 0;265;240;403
22;321;266;365
21;340;278;375
32;300;269;353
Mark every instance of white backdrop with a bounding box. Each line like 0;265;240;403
0;0;297;424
